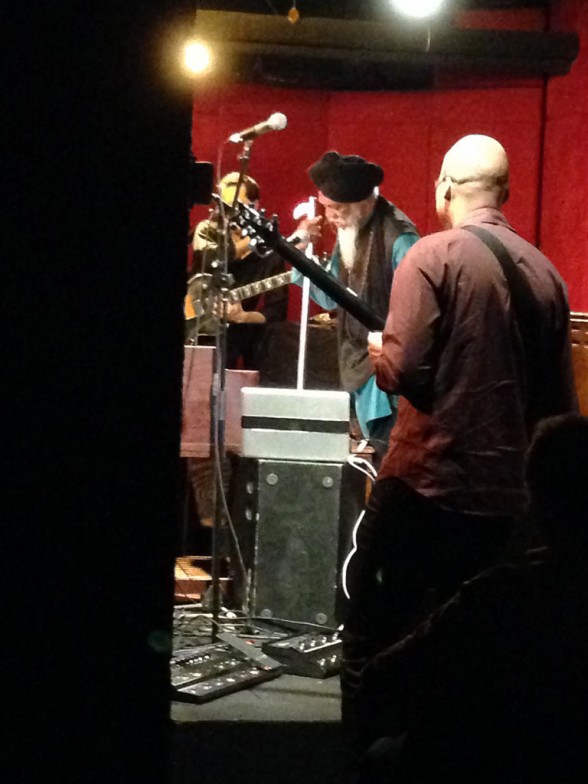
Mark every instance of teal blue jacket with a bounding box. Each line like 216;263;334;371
292;231;419;438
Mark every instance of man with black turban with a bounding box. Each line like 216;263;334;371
294;151;419;460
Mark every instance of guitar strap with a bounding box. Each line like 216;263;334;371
462;224;543;423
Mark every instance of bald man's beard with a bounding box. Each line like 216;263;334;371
337;226;359;271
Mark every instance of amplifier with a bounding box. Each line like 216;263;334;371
241;387;350;462
262;631;342;678
231;458;365;627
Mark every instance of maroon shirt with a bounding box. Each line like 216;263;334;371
376;207;577;516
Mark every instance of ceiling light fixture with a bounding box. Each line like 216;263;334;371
390;0;447;20
183;41;212;75
287;1;300;25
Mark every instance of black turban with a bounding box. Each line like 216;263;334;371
308;151;384;203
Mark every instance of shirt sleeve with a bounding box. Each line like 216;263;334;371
375;240;441;408
550;291;580;415
392;232;420;271
290;256;338;311
292;233;419;311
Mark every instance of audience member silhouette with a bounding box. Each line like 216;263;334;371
354;413;588;784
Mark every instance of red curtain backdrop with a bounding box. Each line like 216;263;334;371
191;0;588;315
543;0;588;313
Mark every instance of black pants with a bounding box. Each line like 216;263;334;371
340;477;514;750
354;736;406;784
367;415;394;469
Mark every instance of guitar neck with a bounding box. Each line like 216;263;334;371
272;236;385;331
230;202;385;331
229;270;293;303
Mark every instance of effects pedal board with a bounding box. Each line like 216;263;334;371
262;630;341;678
171;633;282;703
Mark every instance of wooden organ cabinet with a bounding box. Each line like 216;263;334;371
180;345;259;458
571;313;588;415
177;345;259;600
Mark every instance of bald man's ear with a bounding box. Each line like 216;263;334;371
501;185;510;204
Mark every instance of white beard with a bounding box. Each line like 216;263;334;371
337;226;359;271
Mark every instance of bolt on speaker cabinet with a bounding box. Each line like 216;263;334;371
231;458;366;627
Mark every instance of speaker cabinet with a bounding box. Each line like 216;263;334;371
231;458;365;627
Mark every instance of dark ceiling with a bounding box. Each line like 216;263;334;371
195;0;550;19
193;1;574;91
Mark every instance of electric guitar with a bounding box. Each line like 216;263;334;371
184;270;292;330
230;202;385;331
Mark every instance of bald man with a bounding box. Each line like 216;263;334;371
341;135;578;744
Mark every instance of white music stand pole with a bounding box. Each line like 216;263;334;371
293;197;315;391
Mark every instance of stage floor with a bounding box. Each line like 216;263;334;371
172;672;340;723
171;674;348;784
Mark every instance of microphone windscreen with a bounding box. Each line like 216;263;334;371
268;112;288;131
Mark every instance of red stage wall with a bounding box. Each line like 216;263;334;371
191;1;588;316
543;0;588;313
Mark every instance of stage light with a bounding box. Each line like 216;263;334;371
183;40;212;75
390;0;447;20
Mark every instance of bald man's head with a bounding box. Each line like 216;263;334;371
435;135;510;228
442;135;509;187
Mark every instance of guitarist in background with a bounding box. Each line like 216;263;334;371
190;172;288;370
293;152;419;461
185;173;287;546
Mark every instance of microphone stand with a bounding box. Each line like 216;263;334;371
209;140;254;640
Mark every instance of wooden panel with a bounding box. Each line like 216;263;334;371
174;556;230;602
180;345;259;457
571;312;588;415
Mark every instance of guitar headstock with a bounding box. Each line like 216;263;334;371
230;201;279;256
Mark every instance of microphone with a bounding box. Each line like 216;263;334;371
228;113;288;144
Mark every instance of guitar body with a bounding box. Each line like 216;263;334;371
184;269;293;334
184;274;218;334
